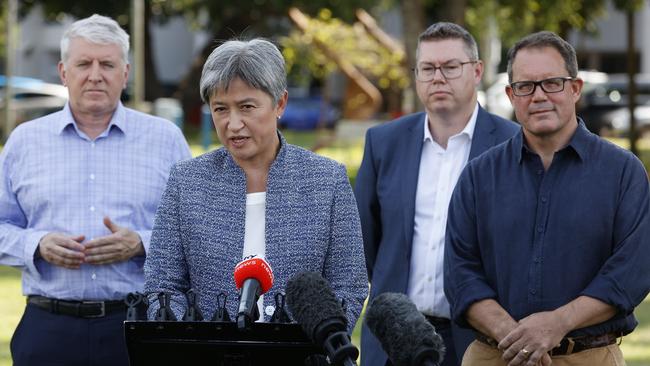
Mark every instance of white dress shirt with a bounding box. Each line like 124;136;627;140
407;103;478;318
243;192;267;321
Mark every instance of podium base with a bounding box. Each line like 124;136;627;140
124;321;325;366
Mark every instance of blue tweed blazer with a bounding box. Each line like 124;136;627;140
144;134;368;330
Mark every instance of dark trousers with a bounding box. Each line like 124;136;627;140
10;303;129;366
434;320;458;366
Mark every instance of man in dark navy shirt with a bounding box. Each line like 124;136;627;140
444;31;650;366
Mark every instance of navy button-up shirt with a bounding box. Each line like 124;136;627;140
444;121;650;337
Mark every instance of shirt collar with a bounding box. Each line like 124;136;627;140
515;118;591;164
422;102;479;143
54;101;127;138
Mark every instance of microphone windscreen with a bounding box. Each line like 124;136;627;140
233;256;274;294
365;292;445;366
285;271;347;341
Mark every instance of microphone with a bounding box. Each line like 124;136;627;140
365;292;446;366
233;255;274;330
286;271;358;366
154;291;177;321
210;292;232;322
182;289;204;321
124;292;149;321
269;292;291;323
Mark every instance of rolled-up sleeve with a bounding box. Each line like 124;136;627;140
444;166;497;328
580;156;650;313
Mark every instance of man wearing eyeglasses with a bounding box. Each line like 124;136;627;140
444;31;650;366
355;22;519;366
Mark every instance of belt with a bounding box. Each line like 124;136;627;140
28;295;126;318
475;331;620;356
423;314;451;328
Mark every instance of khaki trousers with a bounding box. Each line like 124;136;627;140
462;340;626;366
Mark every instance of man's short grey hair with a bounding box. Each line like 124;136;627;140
506;31;578;83
60;14;130;65
417;22;479;61
199;38;287;105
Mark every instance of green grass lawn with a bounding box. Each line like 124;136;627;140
0;267;22;366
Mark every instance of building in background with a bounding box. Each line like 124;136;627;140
15;5;210;91
569;1;650;74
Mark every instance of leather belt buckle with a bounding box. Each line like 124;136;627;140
82;301;106;318
549;337;575;356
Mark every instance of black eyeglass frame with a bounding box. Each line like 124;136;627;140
509;76;576;97
412;60;478;81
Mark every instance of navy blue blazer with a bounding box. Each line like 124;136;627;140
354;106;519;366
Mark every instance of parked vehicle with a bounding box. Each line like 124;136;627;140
602;105;650;138
0;75;68;132
576;74;650;136
279;95;340;131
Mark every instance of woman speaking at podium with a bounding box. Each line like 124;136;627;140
143;38;368;330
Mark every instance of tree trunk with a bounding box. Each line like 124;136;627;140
437;0;467;25
144;2;162;101
626;9;638;156
400;0;426;114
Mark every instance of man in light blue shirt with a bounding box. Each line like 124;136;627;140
0;14;191;366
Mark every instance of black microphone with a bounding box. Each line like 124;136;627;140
211;292;232;322
154;292;177;321
182;289;204;321
286;271;358;366
365;292;446;366
124;292;149;320
269;292;291;323
233;256;274;330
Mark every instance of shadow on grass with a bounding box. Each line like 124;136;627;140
0;267;20;279
0;340;10;365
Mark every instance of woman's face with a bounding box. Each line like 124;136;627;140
209;78;287;167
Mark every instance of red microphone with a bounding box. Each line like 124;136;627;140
233;256;274;330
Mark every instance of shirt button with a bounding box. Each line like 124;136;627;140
91;273;97;280
91;142;96;148
537;226;543;232
265;305;275;316
90;174;95;180
90;206;96;212
533;257;540;263
530;289;536;294
427;276;433;282
541;197;547;203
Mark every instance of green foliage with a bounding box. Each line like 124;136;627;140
280;9;410;90
466;0;607;48
18;0;380;37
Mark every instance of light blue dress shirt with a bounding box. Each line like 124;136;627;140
0;102;192;300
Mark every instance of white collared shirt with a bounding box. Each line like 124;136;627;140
243;192;267;321
407;103;478;318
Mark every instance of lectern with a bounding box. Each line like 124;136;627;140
124;321;325;366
